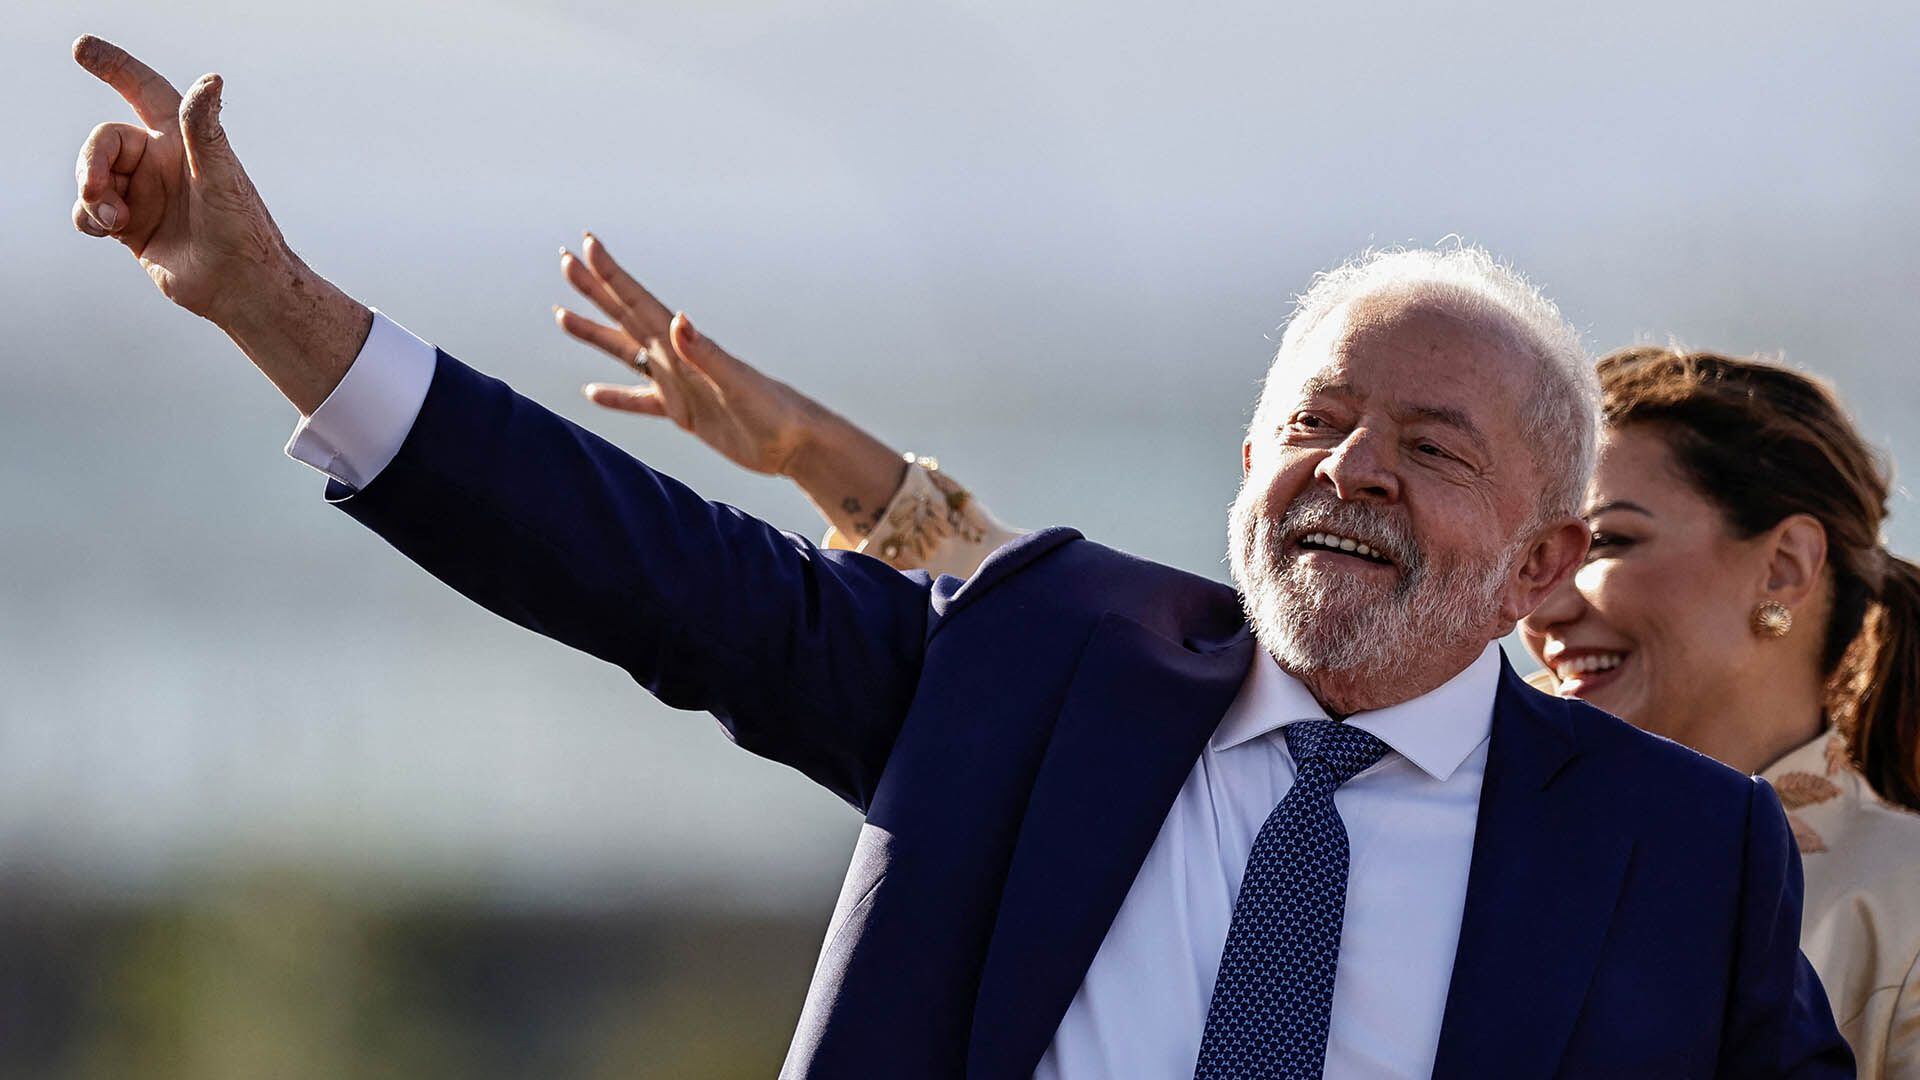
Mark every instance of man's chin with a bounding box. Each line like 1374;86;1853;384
1260;625;1405;682
1276;566;1397;606
1258;600;1386;663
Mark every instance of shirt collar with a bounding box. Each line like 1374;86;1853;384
1210;641;1503;783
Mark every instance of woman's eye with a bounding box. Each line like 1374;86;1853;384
1586;532;1634;557
1416;442;1447;458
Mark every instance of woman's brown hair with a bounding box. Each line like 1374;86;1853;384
1597;347;1920;811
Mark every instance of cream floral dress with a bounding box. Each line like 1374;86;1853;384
1762;729;1920;1077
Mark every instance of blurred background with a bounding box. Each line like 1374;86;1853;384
4;0;1919;1074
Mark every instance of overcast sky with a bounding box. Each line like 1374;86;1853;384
4;0;1917;910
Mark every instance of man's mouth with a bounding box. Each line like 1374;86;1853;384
1293;531;1397;567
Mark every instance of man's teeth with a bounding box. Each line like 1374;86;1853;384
1300;532;1388;562
1557;652;1625;678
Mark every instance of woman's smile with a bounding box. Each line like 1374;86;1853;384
1545;646;1631;698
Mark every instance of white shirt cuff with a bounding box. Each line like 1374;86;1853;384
284;310;436;490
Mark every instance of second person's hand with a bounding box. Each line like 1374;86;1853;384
554;234;815;477
551;233;911;545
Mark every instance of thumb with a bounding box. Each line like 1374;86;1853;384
668;312;753;387
178;73;235;180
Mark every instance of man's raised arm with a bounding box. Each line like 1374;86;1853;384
67;36;933;809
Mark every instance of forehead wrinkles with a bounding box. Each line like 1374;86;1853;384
1299;293;1537;452
1335;292;1537;387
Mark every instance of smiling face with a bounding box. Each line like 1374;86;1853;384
1519;424;1776;736
1229;290;1584;709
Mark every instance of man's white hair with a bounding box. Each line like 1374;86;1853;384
1252;244;1598;522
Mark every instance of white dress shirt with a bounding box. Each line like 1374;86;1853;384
1037;643;1499;1080
288;318;1501;1078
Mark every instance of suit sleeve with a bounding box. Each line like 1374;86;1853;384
325;350;933;811
1715;778;1856;1077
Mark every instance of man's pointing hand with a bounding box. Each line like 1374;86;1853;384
71;36;371;414
72;36;287;322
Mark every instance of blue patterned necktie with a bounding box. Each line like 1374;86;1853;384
1192;718;1393;1080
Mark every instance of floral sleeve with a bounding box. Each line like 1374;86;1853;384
822;453;1025;579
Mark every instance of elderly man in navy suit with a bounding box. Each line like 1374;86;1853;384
69;36;1850;1079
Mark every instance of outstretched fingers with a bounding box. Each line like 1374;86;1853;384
560;247;641;331
73;35;182;131
581;233;672;326
553;306;645;373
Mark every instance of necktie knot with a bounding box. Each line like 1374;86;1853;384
1283;719;1391;788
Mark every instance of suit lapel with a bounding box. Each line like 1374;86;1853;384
1431;657;1634;1078
965;612;1255;1079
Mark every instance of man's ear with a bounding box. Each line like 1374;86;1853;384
1242;437;1254;478
1498;515;1590;626
1760;513;1827;608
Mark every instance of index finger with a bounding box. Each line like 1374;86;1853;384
73;35;182;131
581;233;673;327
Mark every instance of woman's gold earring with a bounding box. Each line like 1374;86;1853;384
1752;600;1793;638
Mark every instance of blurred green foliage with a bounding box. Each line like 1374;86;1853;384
0;875;821;1079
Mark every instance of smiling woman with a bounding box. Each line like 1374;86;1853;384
1520;347;1920;1076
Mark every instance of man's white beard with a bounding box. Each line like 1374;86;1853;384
1226;484;1520;685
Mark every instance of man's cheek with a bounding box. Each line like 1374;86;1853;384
1259;455;1317;514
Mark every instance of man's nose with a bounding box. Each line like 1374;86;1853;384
1315;429;1400;502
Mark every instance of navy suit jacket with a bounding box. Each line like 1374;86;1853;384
329;352;1852;1078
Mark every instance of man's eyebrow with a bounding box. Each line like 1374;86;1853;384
1290;383;1493;453
1402;404;1489;453
1583;499;1655;520
1297;375;1354;398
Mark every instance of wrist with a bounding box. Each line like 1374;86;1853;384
777;395;836;483
217;257;375;416
780;399;910;543
208;246;305;336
